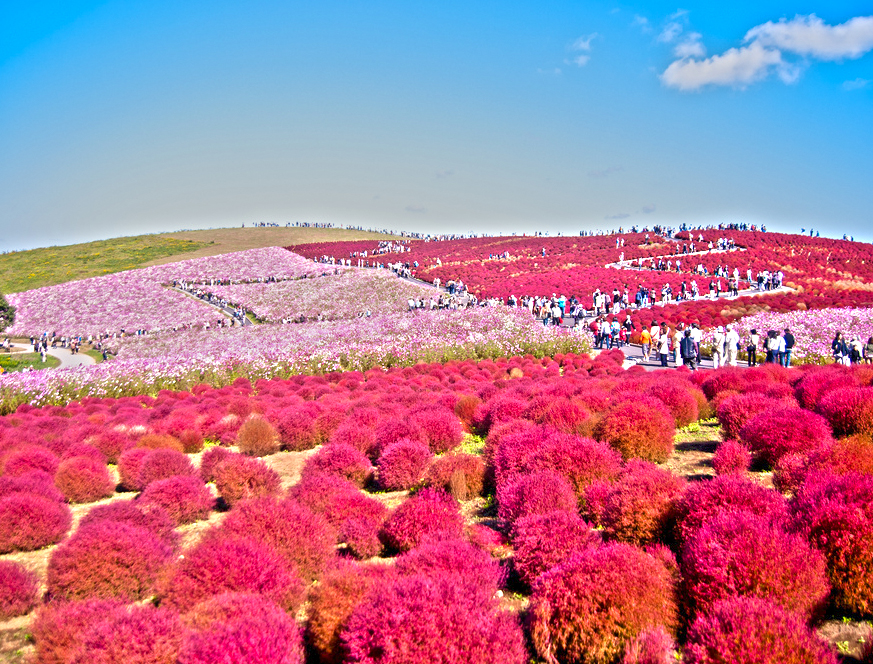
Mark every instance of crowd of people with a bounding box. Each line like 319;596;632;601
831;332;873;365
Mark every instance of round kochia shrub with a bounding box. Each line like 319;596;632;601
138;475;214;525
408;409;464;453
512;511;601;587
599;461;685;545
0;469;64;502
213;454;281;506
199;446;233;483
0;493;71;553
790;471;873;615
528;543;678;664
674;475;787;543
47;520;173;601
0;560;39;619
380;488;464;553
117;447;151;491
376;439;432;491
712;440;751;476
302;443;373;487
307;562;393;664
78;499;178;547
738;407;832;465
215;497;336;583
497;470;577;526
716;393;790;440
137;448;197;488
594;398;675;463
681;511;830;620
683;596;838;664
2;445;59;477
816;386;873;437
159;535;305;612
341;573;527;664
179;592;304;664
395;538;506;599
422;452;485;501
71;604;183;664
54;456;114;503
235;415;280;458
32;598;125;664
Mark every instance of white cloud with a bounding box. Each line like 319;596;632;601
661;42;784;91
843;77;871;90
674;32;705;58
633;15;652;33
567;33;597;67
745;14;873;60
572;33;597;51
658;21;684;44
572;54;590;66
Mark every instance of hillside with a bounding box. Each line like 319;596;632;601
0;227;405;294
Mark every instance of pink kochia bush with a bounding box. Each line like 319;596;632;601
394;539;506;599
738;407;832;465
341;573;528;664
597;461;685;545
716;393;791;440
302;443;374;488
213;454;282;506
621;627;678;664
214;497;336;583
138;475;214;525
594;398;675;463
712;440;751;476
78;499;179;548
497;470;577;526
159;536;305;612
816;386;873;437
198;446;234;483
117;447;151;491
0;560;39;619
674;475;787;543
790;471;873;615
422;452;485;501
71;604;183;664
380;488;464;553
2;445;59;477
31;598;125;664
0;493;72;553
528;543;678;664
376;439;433;491
137;448;198;488
53;456;115;504
0;469;64;502
408;409;464;453
683;597;838;664
47;519;174;601
179;592;304;664
681;511;830;620
511;511;601;587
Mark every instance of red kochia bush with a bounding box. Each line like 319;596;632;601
341;573;528;664
275;408;319;451
621;627;678;664
790;471;873;614
179;592;304;664
53;456;114;504
0;560;39;619
0;493;71;553
2;445;59;477
32;598;125;664
159;536;305;612
497;470;577;526
302;443;373;487
117;447;151;491
712;439;751;476
236;415;281;457
817;386;873;437
71;604;183;664
594;398;675;463
377;439;433;491
716;394;789;440
738;407;833;465
138;475;214;525
199;446;233;482
47;520;173;601
681;511;830;620
79;499;179;547
422;452;485;500
648;383;700;428
511;511;601;587
380;488;464;553
408;409;464;453
137;448;197;488
216;497;336;583
599;460;685;545
213;454;282;506
395;538;506;599
307;561;393;664
529;543;678;664
683;597;838;664
674;475;788;543
0;469;64;502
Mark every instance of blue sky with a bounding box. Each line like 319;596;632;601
0;1;871;250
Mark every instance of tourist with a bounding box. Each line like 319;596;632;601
712;326;726;369
725;324;740;366
747;328;760;366
640;325;651;362
658;329;670;367
832;332;850;365
865;336;873;364
782;328;795;367
850;337;863;364
680;329;696;371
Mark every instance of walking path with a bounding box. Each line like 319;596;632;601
46;347;96;368
170;286;252;326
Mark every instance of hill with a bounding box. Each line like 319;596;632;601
0;226;404;294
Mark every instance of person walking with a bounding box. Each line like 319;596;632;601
865;336;873;365
725;324;740;366
712;326;726;369
680;329;697;371
747;328;760;366
640;326;652;363
658;330;671;367
832;332;850;366
782;328;795;367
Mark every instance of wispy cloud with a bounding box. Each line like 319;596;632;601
642;204;657;214
605;212;631;220
843;77;871;91
588;165;623;179
405;205;426;214
674;32;705;58
632;15;651;33
567;33;597;67
662;13;873;91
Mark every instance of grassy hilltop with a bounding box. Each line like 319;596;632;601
0;227;403;293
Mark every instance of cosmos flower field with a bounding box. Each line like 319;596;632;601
1;230;873;663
